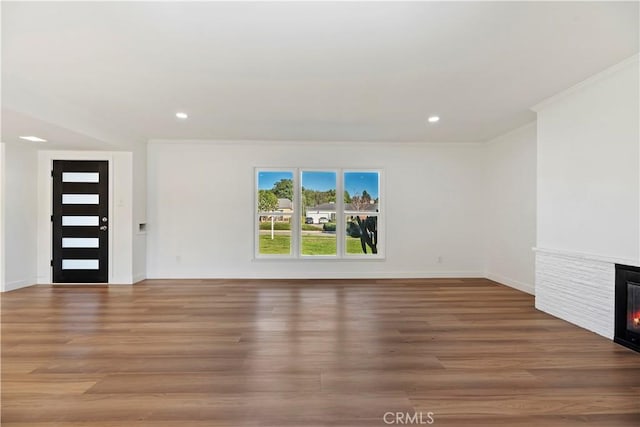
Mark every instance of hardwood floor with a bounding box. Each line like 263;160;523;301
1;278;639;426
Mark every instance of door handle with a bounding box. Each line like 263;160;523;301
100;225;108;231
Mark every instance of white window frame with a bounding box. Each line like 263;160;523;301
342;169;384;259
254;167;384;260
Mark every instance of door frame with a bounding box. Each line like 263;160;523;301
38;152;114;284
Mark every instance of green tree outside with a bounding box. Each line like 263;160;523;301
344;191;352;204
272;179;293;200
258;190;278;212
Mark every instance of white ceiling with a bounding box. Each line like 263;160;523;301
2;1;638;147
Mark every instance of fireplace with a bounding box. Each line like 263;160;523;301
614;264;640;352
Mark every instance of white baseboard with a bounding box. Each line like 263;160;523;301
485;272;535;295
108;275;132;284
3;279;36;292
132;274;146;284
145;270;486;280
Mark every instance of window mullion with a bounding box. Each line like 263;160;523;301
336;169;344;258
292;168;300;258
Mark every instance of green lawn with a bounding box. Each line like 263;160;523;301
346;237;365;254
259;234;291;254
258;234;369;255
301;235;337;255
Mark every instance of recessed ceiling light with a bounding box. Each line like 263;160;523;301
176;112;188;119
427;116;440;123
19;136;47;142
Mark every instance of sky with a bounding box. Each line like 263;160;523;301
302;171;336;191
345;172;379;199
258;171;379;199
258;171;293;190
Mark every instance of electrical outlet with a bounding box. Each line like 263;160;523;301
437;256;443;264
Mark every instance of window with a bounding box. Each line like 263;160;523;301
344;171;380;257
256;170;294;256
255;168;382;259
301;171;337;256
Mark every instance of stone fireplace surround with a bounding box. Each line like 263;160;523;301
535;248;623;340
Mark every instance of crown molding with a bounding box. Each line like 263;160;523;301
530;53;639;113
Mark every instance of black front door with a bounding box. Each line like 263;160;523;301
52;160;109;283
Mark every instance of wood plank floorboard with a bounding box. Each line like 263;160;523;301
2;278;639;426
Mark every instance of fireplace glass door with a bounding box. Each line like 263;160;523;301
627;282;640;336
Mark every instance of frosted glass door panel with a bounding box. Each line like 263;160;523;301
62;194;99;204
62;238;99;248
62;216;100;226
62;259;99;270
62;172;99;183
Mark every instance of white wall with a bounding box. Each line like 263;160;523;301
132;140;147;283
2;142;39;291
484;123;537;294
534;55;639;339
147;141;486;278
0;143;5;291
535;56;640;263
36;151;134;284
